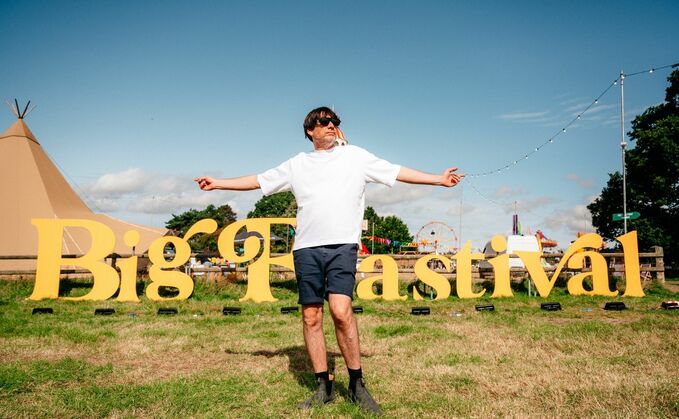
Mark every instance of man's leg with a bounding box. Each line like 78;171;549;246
328;294;381;414
328;294;360;369
295;248;335;409
298;303;336;408
301;303;328;372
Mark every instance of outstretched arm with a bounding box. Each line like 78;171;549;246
396;166;464;187
195;175;260;191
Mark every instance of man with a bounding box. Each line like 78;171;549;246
195;106;463;414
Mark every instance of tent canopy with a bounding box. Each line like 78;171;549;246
0;116;167;271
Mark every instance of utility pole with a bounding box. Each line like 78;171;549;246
371;221;375;254
458;184;463;251
620;70;628;234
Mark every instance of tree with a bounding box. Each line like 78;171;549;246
588;69;679;271
165;204;237;251
248;192;297;252
377;215;413;253
588;172;624;241
247;191;297;219
363;206;413;254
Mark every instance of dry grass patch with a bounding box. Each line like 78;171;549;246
1;279;678;417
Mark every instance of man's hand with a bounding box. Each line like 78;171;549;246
195;176;217;191
440;167;464;187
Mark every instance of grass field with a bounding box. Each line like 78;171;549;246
1;277;678;418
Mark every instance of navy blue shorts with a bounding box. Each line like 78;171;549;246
292;243;358;305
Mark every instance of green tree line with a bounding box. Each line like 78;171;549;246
165;192;413;254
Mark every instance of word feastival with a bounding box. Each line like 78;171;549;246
28;218;644;302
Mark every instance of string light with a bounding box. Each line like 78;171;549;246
467;61;678;178
624;62;678;77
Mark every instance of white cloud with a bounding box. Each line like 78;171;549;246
580;103;617;115
514;196;555;213
498;101;624;130
558;96;588;106
83;197;120;212
563;101;592;113
444;202;478;217
585;194;599;204
497;111;549;121
76;168;255;221
85;168;149;196
566;173;594;188
127;192;230;214
156;176;196;193
493;185;525;199
543;204;592;234
366;182;433;206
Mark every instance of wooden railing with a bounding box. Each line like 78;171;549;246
0;247;665;283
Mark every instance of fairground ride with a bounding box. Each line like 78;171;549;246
416;221;458;254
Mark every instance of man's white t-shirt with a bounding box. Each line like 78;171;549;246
257;145;400;251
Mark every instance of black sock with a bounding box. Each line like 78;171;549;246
315;371;329;381
348;367;362;392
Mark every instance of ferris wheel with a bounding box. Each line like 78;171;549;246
416;221;458;254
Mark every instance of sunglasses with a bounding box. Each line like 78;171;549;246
317;117;341;127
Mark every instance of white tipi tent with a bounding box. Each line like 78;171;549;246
0;108;167;272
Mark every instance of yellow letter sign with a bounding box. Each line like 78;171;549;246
28;217;646;302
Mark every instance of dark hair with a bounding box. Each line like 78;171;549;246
303;106;339;141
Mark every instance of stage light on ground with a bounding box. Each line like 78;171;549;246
158;308;178;315
541;302;562;311
223;307;241;315
352;306;363;314
32;307;53;314
661;301;678;310
604;302;626;311
94;308;115;316
475;304;495;312
281;306;299;314
411;307;430;315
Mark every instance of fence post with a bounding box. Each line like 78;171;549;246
651;246;665;282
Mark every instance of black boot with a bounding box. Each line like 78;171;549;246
349;378;382;415
298;375;335;409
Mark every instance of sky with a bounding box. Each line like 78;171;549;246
1;0;678;252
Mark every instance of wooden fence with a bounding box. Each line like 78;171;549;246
1;246;665;283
